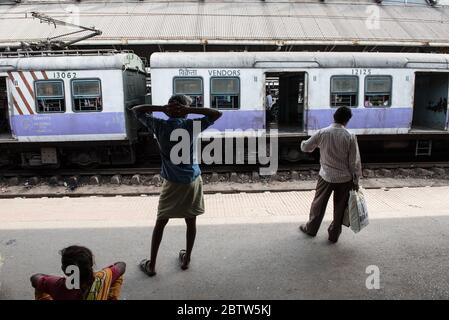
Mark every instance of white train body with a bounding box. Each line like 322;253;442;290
0;51;146;166
150;52;449;137
0;52;146;142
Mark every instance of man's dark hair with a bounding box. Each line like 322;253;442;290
60;245;94;286
168;94;192;107
333;106;352;125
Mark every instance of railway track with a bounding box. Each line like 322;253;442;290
0;160;448;199
0;161;448;180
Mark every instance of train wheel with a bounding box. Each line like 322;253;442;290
281;147;302;162
77;162;100;169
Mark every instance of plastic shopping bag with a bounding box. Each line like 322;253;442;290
348;188;369;233
342;206;350;227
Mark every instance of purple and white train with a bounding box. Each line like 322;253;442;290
0;50;146;167
151;51;449;161
0;50;448;167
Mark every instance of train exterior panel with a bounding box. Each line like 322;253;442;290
150;67;265;133
0;51;146;166
150;52;449;137
0;52;145;142
306;68;415;135
7;69;126;142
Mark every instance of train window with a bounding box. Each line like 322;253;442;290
210;77;240;109
330;76;358;108
364;76;392;107
35;80;65;113
72;79;102;112
173;77;203;107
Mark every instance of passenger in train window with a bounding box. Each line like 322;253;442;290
364;96;390;107
131;94;222;276
299;106;362;243
30;245;126;300
271;100;279;123
193;95;203;108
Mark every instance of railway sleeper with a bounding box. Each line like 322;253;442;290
2;166;449;188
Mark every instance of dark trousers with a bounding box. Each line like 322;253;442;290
305;176;353;240
266;109;272;122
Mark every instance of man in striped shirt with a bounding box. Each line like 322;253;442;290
299;106;362;243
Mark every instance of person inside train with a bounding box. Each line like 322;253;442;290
299;106;362;243
265;89;274;122
30;245;126;300
131;94;222;276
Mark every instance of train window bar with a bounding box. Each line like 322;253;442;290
71;79;103;112
210;77;240;110
364;76;392;107
35;80;66;113
173;77;204;108
330;76;358;108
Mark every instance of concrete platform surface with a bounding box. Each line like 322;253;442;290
0;186;449;299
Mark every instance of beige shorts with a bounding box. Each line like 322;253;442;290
157;176;205;220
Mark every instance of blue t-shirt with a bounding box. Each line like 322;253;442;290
134;111;214;184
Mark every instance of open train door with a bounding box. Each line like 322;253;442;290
412;72;449;131
0;75;12;140
265;72;306;133
278;73;306;132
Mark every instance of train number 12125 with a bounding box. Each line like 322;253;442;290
52;72;77;79
352;69;371;75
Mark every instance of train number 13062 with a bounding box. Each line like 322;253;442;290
352;69;371;75
52;72;77;79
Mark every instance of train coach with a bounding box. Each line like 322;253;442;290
1;50;449;168
0;50;146;167
150;51;449;162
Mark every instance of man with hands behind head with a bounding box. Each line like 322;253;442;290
130;95;222;276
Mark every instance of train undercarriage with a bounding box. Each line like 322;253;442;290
0;141;137;169
1;132;449;169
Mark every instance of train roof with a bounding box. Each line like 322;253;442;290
0;51;146;72
150;52;449;70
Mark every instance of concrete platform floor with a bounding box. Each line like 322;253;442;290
1;186;449;299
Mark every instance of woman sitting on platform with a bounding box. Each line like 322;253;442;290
30;245;126;300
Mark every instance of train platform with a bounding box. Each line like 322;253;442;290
0;186;449;300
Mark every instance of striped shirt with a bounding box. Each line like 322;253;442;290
301;123;362;184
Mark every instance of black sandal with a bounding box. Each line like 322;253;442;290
139;259;156;277
179;250;189;270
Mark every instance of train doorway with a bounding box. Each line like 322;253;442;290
0;77;11;139
412;72;449;131
265;72;306;132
